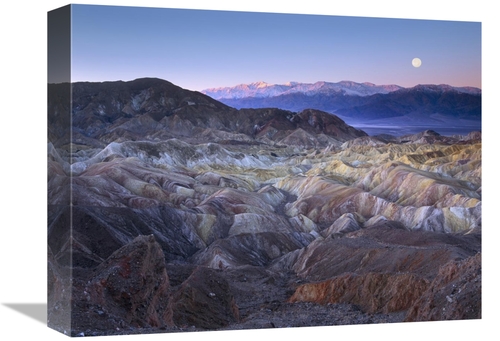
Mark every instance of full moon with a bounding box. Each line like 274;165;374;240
412;58;422;68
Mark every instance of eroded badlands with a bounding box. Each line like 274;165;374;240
48;79;481;335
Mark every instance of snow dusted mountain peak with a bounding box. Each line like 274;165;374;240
202;80;405;100
202;80;480;101
202;81;286;99
248;81;273;89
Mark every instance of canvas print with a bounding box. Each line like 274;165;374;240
47;4;481;337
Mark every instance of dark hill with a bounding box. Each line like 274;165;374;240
335;85;481;120
49;77;367;146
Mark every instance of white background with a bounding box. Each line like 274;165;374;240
0;1;496;340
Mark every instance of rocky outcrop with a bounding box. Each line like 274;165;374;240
169;266;240;329
289;272;429;314
70;235;173;335
287;224;481;318
405;253;481;321
290;222;480;282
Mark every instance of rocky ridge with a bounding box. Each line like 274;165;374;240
48;78;481;336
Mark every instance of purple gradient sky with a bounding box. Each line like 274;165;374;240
70;4;481;91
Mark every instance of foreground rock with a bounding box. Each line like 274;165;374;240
70;235;173;335
405;252;481;321
287;225;480;321
289;272;429;314
169;266;240;329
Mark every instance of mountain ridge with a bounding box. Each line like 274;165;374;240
202;80;481;100
202;80;405;99
201;80;481;130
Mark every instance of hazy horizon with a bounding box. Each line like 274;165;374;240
53;77;482;91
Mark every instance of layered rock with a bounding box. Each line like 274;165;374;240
405;252;481;321
290;222;480;282
289;251;481;321
287;223;480;318
289;272;429;314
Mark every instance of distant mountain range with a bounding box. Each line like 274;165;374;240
201;81;481;126
202;81;405;99
203;80;481;100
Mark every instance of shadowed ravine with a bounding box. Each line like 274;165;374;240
47;78;481;336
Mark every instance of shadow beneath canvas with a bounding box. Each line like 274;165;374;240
3;303;46;325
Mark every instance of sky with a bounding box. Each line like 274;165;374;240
68;4;481;92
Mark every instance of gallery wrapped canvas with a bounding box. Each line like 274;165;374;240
47;4;481;337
